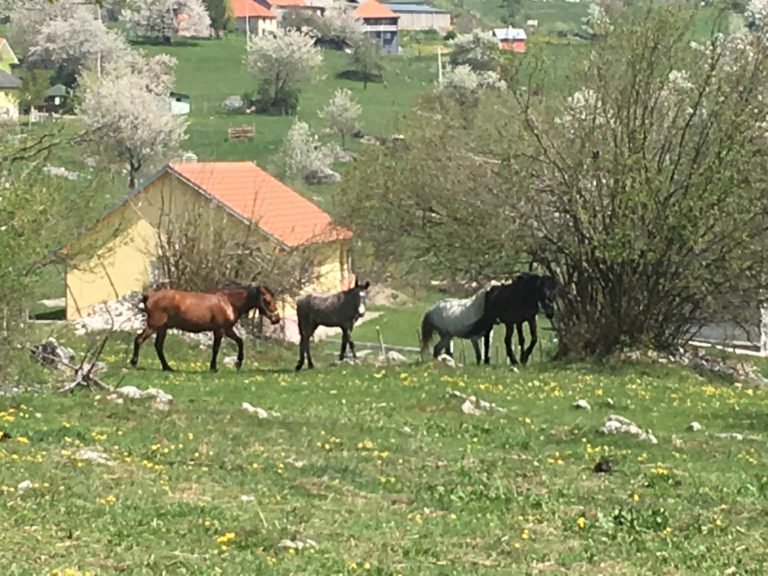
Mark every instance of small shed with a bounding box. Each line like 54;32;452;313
169;92;191;115
41;84;71;113
492;26;527;52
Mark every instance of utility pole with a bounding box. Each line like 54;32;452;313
246;1;251;50
437;46;443;86
95;3;103;77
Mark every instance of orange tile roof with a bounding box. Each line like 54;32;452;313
169;161;352;247
228;0;277;18
270;0;307;6
353;0;399;19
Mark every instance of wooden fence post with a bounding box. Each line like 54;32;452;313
376;326;386;362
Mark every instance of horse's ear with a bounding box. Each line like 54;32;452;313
354;277;360;288
363;281;370;290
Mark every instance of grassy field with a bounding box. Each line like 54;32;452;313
2;308;768;575
139;36;438;166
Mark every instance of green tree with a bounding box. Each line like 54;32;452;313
15;67;53;114
0;128;107;378
499;0;522;25
204;0;229;36
337;6;768;358
346;38;385;89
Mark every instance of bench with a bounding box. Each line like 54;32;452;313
227;125;254;141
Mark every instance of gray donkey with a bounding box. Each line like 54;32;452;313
295;279;371;371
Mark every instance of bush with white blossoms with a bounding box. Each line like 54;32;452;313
122;0;211;40
581;2;613;38
447;30;501;72
439;65;507;106
281;120;337;181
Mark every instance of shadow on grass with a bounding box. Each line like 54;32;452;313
129;37;205;48
335;70;385;84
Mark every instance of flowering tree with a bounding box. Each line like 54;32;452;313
319;88;362;148
439;65;506;107
447;29;501;72
28;11;130;79
581;2;613;39
8;0;93;58
78;55;187;187
315;0;364;49
245;29;322;114
121;0;211;43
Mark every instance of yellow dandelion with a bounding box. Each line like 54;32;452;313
576;516;587;529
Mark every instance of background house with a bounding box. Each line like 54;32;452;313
255;0;322;16
228;0;278;35
0;37;20;120
383;3;451;32
63;160;354;341
492;26;527;52
0;69;20;121
352;0;400;55
0;37;18;72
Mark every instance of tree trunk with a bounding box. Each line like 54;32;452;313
129;159;141;189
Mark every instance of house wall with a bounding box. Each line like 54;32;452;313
499;38;526;52
234;16;278;35
0;90;18;121
394;11;451;32
65;171;353;335
362;18;399;54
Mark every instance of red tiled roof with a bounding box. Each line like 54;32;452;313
352;0;399;19
270;0;307;6
228;0;277;18
169;161;352;247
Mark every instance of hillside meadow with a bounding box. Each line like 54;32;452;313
2;312;768;575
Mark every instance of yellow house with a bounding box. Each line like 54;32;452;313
0;37;20;121
62;160;354;341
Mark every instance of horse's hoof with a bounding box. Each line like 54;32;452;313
162;366;174;372
210;367;218;373
295;364;302;372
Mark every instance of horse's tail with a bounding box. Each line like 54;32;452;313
138;293;149;314
420;311;436;354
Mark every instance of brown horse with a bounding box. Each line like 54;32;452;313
130;285;281;372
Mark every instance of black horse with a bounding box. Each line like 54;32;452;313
295;279;371;371
471;273;558;365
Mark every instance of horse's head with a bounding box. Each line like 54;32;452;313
249;285;281;325
537;275;558;320
351;278;371;319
